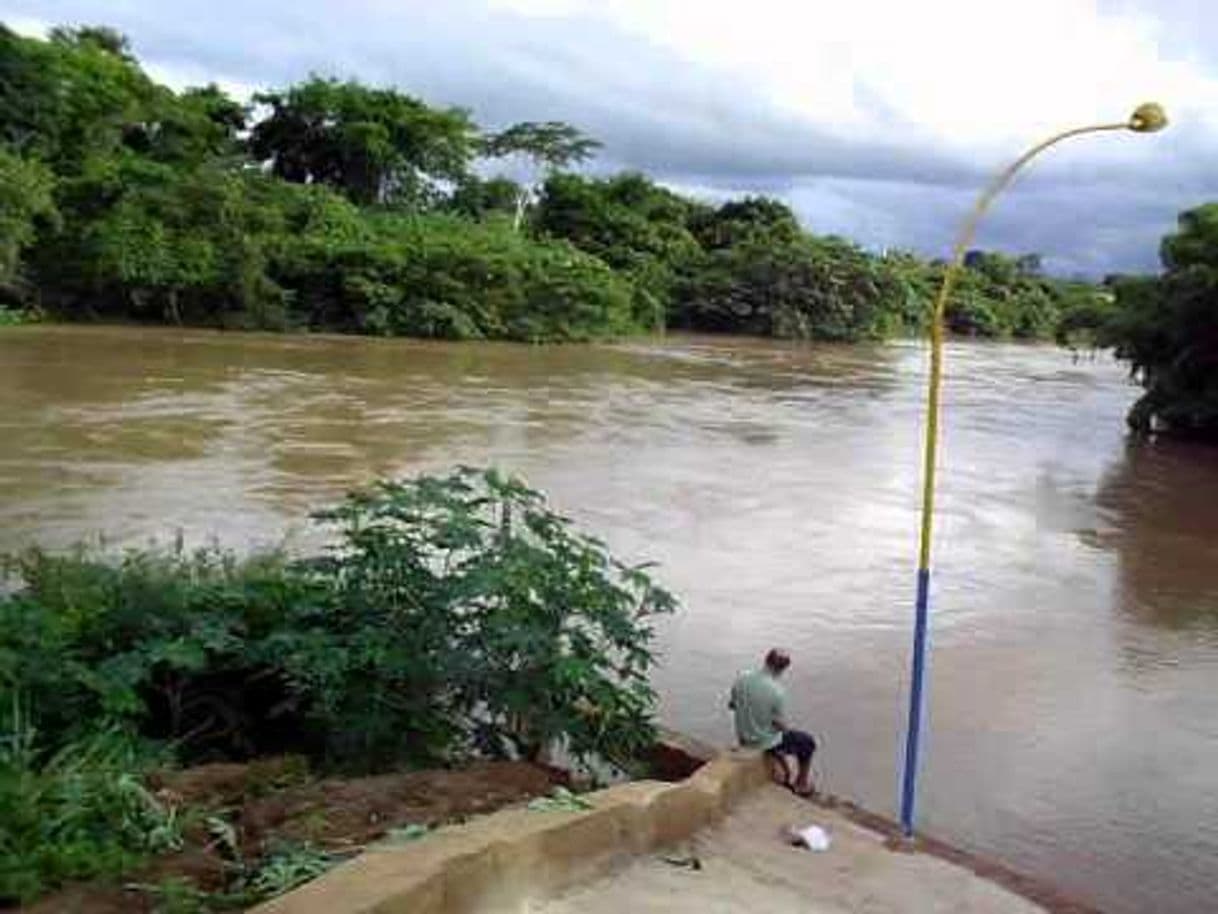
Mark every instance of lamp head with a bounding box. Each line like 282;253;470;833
1129;102;1168;133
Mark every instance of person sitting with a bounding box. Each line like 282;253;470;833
728;648;817;796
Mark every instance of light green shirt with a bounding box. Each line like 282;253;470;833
730;668;785;750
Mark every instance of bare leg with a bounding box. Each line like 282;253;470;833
793;755;813;795
767;752;791;787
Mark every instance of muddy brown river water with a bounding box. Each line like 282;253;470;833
2;325;1216;913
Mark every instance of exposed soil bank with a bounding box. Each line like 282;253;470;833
23;759;560;913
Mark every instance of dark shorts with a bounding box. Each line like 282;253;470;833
767;729;816;764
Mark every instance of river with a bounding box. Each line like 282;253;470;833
2;325;1216;913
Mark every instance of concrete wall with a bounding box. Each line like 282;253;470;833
250;750;768;914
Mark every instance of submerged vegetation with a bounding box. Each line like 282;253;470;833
0;467;674;906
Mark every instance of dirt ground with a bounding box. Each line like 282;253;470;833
24;758;561;913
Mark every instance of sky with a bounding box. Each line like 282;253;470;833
5;0;1217;276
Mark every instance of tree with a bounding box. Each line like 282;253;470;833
279;212;638;341
0;150;56;292
48;24;135;61
447;174;524;221
249;77;477;206
0;24;159;170
309;468;676;765
534;172;701;328
944;249;1064;338
675;232;911;341
2;22;1110;346
1101;204;1218;439
481;121;601;230
688;196;802;250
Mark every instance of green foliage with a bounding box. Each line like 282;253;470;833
447;175;524;221
527;786;595;812
1053;283;1118;350
303;467;676;767
482;121;602;230
250;76;477;206
482;121;601;171
0;714;181;903
1;27;638;340
687;196;802;250
36;152;368;327
49;25;136;62
1;23;234;173
536;172;700;273
0;468;676;903
240;843;337;899
0;306;39;326
1;468;676;772
942;250;1063;339
3;22;1111;344
279;214;637;340
675;233;914;341
0;544;324;758
534;172;702;326
1099;205;1218;439
0;148;56;290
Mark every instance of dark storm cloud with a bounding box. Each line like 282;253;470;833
5;0;1216;275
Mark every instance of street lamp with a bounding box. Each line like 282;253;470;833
898;102;1168;839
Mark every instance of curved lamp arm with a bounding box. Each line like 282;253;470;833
917;102;1168;569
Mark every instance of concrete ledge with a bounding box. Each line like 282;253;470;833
250;752;769;914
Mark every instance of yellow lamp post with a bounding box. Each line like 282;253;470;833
899;102;1168;838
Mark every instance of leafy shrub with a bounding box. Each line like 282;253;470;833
0;468;676;773
0;468;676;903
0;545;326;759
277;214;638;341
675;235;911;341
302;467;676;767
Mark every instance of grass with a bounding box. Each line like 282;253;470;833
0;708;183;903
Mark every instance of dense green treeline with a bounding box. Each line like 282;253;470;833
2;23;1099;343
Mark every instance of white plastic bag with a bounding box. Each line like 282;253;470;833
796;824;831;851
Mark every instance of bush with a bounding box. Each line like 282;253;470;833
277;215;638;341
674;234;912;341
302;467;676;767
0;545;326;760
0;468;676;773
